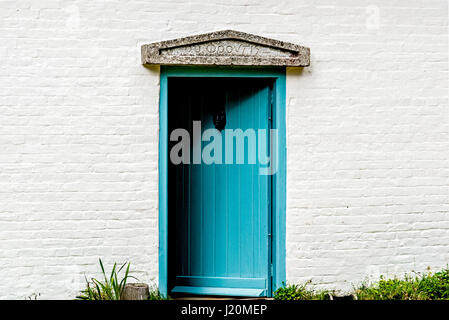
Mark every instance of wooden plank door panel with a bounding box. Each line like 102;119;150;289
168;78;271;297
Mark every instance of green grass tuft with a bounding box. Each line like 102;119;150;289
354;268;449;300
274;267;449;300
273;281;333;300
76;258;136;300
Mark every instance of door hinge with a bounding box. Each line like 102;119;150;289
270;264;274;275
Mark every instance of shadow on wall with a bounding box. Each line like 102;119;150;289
143;64;160;76
286;67;306;78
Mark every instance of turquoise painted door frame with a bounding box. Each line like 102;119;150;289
158;66;286;297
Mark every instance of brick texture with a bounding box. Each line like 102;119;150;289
0;0;448;298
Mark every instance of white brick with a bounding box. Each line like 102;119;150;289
0;0;447;298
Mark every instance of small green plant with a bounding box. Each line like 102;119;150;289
76;258;136;300
418;268;449;299
148;286;170;300
273;281;332;300
354;275;425;300
354;268;449;300
25;292;41;300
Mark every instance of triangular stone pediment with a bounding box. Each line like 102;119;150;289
141;30;310;67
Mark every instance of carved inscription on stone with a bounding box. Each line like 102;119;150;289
160;40;294;58
142;30;311;66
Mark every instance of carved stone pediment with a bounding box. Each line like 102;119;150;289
141;30;310;67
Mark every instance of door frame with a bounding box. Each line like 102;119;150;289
158;66;286;297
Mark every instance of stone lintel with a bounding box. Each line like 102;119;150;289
141;30;310;67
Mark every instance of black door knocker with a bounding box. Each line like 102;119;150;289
209;82;227;132
213;108;226;132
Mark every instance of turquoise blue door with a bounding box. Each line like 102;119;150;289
168;77;272;297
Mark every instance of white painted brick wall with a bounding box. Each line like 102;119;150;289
0;0;447;298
